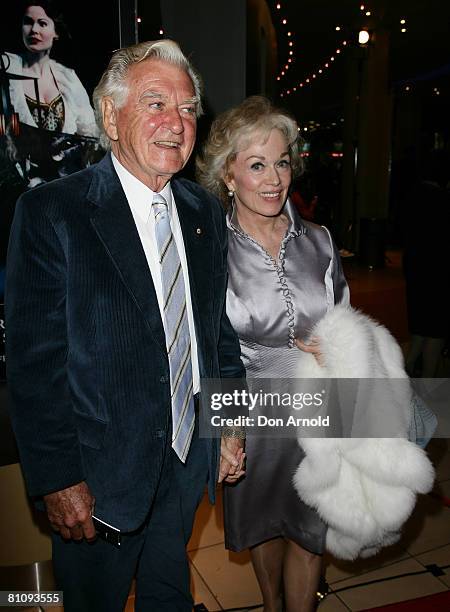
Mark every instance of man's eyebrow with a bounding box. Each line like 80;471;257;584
140;90;165;99
180;96;199;106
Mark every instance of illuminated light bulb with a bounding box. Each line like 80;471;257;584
303;127;308;131
306;78;310;83
401;28;407;32
358;30;370;44
288;59;292;63
343;40;347;45
300;83;304;87
435;89;440;95
400;19;406;24
287;31;292;36
287;90;290;94
325;63;329;68
297;127;301;131
282;19;287;24
137;17;142;23
319;69;323;73
330;56;335;61
277;76;281;81
276;3;281;8
289;50;293;55
285;64;289;69
293;87;297;91
159;29;164;35
360;4;365;10
336;26;341;31
281;71;285;75
289;41;293;46
405;85;410;91
336;49;341;54
281;93;284;97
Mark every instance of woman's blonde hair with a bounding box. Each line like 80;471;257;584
93;39;203;150
196;96;302;204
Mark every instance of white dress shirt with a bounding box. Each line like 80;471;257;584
111;154;200;393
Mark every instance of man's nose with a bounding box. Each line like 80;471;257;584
165;107;184;134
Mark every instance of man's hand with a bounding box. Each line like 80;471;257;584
43;481;96;541
218;436;246;484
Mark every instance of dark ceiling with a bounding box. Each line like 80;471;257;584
269;0;450;121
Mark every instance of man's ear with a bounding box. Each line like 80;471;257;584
102;97;119;142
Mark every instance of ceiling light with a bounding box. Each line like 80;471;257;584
287;31;292;36
358;30;370;44
365;11;371;17
282;19;287;25
400;19;406;24
336;26;341;31
401;28;407;32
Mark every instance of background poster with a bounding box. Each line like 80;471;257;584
0;1;121;378
0;1;121;299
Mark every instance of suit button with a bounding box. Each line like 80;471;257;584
155;429;164;438
160;375;169;383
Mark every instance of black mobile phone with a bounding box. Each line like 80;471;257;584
92;514;122;547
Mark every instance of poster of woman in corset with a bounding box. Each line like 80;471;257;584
0;0;119;303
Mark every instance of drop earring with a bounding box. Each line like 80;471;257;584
227;189;234;197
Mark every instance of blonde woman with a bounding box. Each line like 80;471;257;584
197;96;349;612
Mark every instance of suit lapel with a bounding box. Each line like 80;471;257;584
87;155;166;355
172;179;213;372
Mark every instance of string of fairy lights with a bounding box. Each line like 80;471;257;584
273;2;411;99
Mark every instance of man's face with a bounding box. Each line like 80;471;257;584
105;58;198;191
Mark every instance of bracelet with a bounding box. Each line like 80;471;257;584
222;426;246;439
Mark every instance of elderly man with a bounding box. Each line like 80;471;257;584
6;40;245;612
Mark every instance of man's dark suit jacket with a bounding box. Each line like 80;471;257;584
5;154;245;531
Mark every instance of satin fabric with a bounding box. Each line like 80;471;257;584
223;199;349;553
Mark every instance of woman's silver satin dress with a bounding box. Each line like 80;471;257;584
223;200;349;553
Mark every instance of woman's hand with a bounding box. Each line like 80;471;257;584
295;336;325;367
218;437;246;483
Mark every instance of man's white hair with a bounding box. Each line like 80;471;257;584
93;39;203;150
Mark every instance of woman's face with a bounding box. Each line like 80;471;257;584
22;5;58;54
226;128;292;220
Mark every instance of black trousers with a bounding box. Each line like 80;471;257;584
51;426;209;612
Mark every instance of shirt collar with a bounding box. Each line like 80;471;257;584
111;153;173;223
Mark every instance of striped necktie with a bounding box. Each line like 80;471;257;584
152;193;195;462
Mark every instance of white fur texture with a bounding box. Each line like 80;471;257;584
293;305;435;560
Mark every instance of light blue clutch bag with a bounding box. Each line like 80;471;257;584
409;391;438;448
